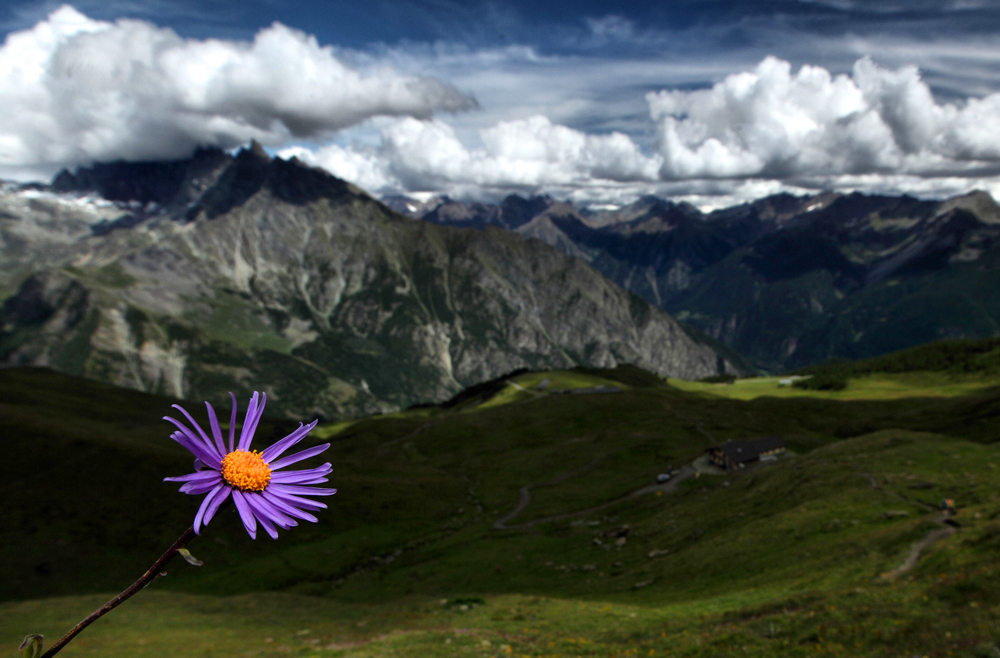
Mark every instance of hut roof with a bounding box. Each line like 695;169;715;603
711;436;786;464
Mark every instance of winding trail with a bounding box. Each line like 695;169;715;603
857;468;957;579
376;422;432;456
493;458;603;529
494;463;696;530
492;429;960;577
881;513;958;579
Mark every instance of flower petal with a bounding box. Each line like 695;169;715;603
238;392;266;452
180;478;224;495
167;427;222;469
193;483;225;535
268;443;330;471
273;475;329;485
270;463;332;483
171;404;220;458
261;420;319;463
263;490;323;520
204;401;227;458
202;486;232;527
248;492;298;529
164;470;222;484
257;512;279;539
228;392;238;453
268;489;328;511
232;490;258;539
270;483;338;497
244;494;280;539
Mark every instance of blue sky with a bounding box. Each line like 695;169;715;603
3;0;1000;207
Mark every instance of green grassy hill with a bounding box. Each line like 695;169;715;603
669;336;1000;401
4;366;1000;657
797;336;1000;378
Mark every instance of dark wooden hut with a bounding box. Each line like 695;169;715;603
707;437;786;470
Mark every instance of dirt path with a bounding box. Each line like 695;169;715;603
494;464;696;530
377;422;431;456
881;513;958;579
493;458;603;529
859;469;956;579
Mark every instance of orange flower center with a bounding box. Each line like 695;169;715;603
219;450;271;492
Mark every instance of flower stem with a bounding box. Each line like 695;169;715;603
40;526;197;658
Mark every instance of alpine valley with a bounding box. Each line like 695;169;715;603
0;145;748;420
388;190;1000;372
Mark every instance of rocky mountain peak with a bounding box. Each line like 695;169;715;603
247;139;270;161
51;147;232;208
498;194;554;229
937;189;1000;224
185;143;366;221
0;148;746;419
393;186;1000;373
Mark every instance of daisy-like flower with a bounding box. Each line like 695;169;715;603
164;392;336;539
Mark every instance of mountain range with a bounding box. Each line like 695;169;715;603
0;146;744;419
388;190;1000;371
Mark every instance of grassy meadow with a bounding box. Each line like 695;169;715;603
4;347;1000;657
669;371;999;400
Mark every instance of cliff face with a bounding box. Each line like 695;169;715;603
399;190;1000;372
0;147;742;419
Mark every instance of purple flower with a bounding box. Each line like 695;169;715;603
164;392;336;539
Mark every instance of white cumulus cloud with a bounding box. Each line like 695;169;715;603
287;55;1000;208
283;115;660;200
0;5;474;179
8;4;1000;211
648;55;1000;180
280;142;401;195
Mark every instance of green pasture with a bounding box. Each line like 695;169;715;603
670;335;1000;402
4;358;1000;657
670;372;1000;400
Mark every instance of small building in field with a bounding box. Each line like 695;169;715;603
706;437;786;470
